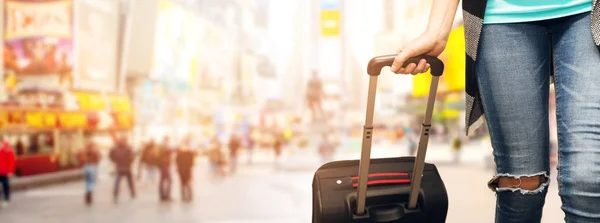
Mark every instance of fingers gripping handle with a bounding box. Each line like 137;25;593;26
366;54;444;76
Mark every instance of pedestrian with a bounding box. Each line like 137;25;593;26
207;136;226;178
0;140;16;208
137;139;158;183
79;138;101;205
109;137;136;203
391;1;600;221
15;140;24;156
228;134;241;174
306;71;325;122
157;137;173;202
246;127;257;165
176;141;196;202
273;132;283;170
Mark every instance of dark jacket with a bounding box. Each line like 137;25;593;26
176;150;195;171
461;1;600;134
110;143;134;172
157;145;173;170
80;145;101;165
140;142;157;166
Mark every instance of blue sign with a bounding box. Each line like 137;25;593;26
320;0;339;10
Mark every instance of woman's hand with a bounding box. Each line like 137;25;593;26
390;31;448;75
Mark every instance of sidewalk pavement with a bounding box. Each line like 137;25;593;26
3;146;565;223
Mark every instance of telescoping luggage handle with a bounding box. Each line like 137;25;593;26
355;54;444;215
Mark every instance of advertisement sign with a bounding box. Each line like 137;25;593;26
3;0;74;91
320;9;340;37
412;26;465;97
73;0;120;92
443;25;466;92
152;0;199;91
320;0;340;37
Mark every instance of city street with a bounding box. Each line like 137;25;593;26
0;142;564;223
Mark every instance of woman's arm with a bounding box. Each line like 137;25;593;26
426;0;462;41
391;0;461;74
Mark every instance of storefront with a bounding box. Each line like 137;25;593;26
0;89;134;177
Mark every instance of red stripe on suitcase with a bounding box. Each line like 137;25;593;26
351;172;409;180
352;179;411;188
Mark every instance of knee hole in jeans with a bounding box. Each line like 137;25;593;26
488;172;549;195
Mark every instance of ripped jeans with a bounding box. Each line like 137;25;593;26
478;12;600;223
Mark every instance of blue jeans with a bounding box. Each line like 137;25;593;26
83;164;98;193
478;12;600;223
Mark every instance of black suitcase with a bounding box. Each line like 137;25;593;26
312;55;449;223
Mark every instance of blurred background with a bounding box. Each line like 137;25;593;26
0;0;560;222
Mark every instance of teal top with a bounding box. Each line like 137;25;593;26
484;0;593;24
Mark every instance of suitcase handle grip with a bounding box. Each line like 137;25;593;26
366;54;444;76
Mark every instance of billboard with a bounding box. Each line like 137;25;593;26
320;0;340;37
3;0;74;92
412;26;465;97
73;0;120;92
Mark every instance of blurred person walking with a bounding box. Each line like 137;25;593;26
273;132;284;170
176;140;196;202
15;139;24;156
137;139;158;183
157;137;174;202
207;136;226;178
228;134;242;175
306;71;325;122
391;0;600;221
109;137;136;203
0;140;16;208
79;138;101;205
246;127;257;165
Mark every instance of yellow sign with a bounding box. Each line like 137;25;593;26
115;113;133;128
412;69;434;97
59;113;87;128
320;10;341;36
412;26;466;97
74;92;106;111
26;112;44;128
0;111;7;127
9;111;24;124
109;95;132;113
444;26;466;92
43;112;58;127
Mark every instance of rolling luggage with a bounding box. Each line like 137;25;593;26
312;55;448;223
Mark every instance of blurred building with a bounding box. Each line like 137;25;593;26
115;0;260;139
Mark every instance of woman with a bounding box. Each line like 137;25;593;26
392;1;600;222
79;138;101;205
